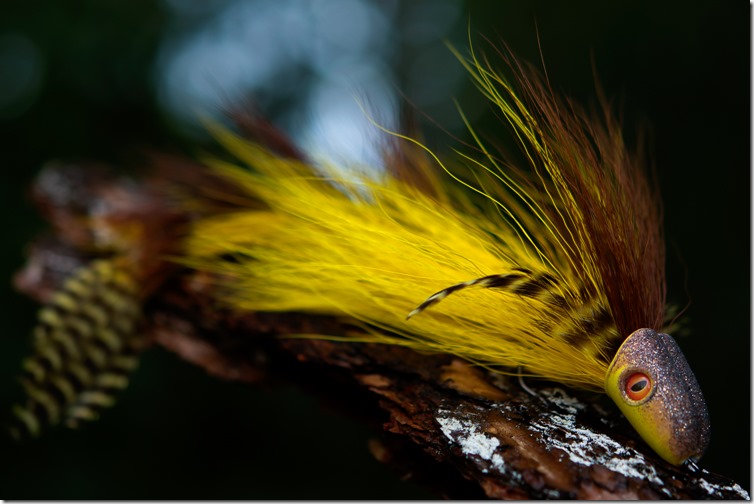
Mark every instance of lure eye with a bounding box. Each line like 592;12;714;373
625;372;652;402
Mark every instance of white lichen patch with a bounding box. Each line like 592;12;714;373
529;410;670;495
539;387;587;415
436;409;508;476
530;392;749;499
696;470;750;499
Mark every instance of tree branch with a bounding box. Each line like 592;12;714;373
12;162;749;499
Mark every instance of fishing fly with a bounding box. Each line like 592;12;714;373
7;40;710;468
181;42;710;466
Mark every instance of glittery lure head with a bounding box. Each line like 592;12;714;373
604;328;710;465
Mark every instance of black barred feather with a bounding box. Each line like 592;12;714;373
407;268;623;359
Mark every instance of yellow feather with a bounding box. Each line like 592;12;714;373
183;92;620;392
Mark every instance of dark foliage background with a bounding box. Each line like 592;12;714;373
0;0;749;498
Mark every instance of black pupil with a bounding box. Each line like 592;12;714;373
630;378;648;392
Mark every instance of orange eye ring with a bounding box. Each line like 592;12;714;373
625;372;652;402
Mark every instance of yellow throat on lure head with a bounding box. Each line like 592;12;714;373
605;329;709;465
183;46;710;466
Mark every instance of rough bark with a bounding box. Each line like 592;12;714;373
11;162;749;500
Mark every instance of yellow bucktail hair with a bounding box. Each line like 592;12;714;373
182;44;666;394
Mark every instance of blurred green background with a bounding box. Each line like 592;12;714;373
0;0;749;498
